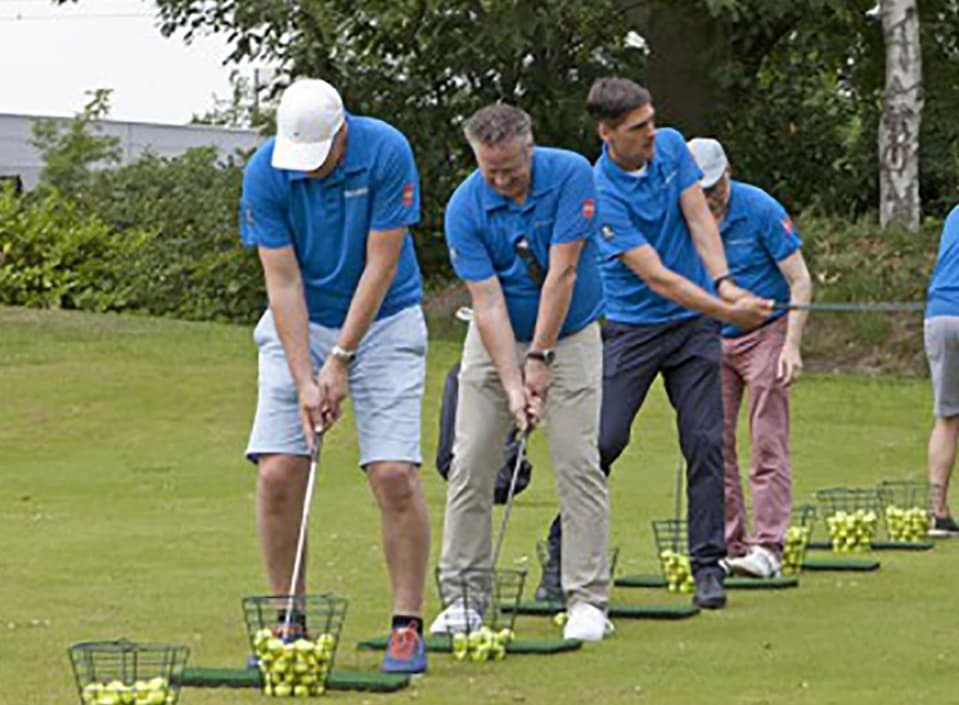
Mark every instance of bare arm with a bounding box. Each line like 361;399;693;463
314;227;407;428
680;183;729;280
679;183;749;301
776;250;813;384
337;228;406;350
258;246;321;439
530;240;583;351
259;246;313;390
467;276;529;430
619;244;772;329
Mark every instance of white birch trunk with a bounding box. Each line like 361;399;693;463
879;0;923;231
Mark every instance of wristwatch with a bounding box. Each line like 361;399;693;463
330;344;356;364
526;349;555;366
713;273;736;292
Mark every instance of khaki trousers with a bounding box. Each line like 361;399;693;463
438;321;610;608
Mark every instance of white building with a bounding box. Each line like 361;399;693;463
0;113;262;190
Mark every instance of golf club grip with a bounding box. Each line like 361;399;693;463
772;301;924;313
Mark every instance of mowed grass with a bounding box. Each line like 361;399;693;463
1;306;957;705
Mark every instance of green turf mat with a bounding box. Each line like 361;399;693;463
614;574;799;589
807;540;934;551
357;635;581;654
801;556;881;571
177;667;410;692
501;601;699;619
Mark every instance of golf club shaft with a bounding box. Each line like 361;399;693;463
284;429;322;630
673;454;684;553
491;430;529;569
773;301;923;313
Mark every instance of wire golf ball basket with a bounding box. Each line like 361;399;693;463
242;593;348;696
68;638;189;705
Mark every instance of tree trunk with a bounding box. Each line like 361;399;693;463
879;0;923;231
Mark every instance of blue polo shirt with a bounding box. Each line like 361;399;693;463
720;181;802;337
444;147;605;342
926;206;959;319
239;114;422;328
593;127;709;325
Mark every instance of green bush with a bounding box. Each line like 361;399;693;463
0;187;151;312
796;214;939;374
81;147;265;323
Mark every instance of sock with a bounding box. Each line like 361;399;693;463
392;614;422;636
276;608;307;628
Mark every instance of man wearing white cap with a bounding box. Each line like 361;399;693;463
240;78;430;673
688;136;812;579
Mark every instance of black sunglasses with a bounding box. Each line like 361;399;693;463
514;237;545;284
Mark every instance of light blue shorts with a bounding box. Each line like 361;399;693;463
245;305;427;467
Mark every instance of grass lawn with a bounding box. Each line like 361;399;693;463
1;306;956;705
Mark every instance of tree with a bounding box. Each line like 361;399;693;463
30;89;121;198
878;0;923;231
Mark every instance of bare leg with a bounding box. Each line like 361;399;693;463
367;462;430;616
928;416;959;517
256;453;310;594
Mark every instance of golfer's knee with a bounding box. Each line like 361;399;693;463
368;462;419;508
257;460;302;509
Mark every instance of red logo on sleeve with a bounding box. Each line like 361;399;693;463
582;198;596;219
781;216;794;234
402;184;415;207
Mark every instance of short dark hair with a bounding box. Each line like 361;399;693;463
463;103;533;148
586;77;651;126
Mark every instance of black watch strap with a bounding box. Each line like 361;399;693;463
713;273;735;291
526;349;555;365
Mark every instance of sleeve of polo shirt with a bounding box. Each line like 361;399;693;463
370;130;420;232
444;189;496;282
759;200;803;262
550;157;598;245
239;148;293;249
593;187;650;261
668;128;703;192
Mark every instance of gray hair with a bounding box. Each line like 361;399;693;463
463;103;533;148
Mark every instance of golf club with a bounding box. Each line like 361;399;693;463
491;427;531;569
282;426;324;635
673;453;684;553
773;301;923;313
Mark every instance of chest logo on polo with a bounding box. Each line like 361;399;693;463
582;198;596;219
601;224;615;241
402;184;415;207
344;186;369;199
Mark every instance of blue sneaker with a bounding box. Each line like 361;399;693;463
381;624;427;674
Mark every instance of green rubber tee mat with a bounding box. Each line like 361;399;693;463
806;540;934;551
501;601;699;619
801;556;881;572
178;667;409;692
357;635;581;654
614;574;799;589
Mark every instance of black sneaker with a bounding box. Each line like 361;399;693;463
929;515;959;537
693;573;727;610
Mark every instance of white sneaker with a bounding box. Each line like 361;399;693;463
428;598;483;635
725;546;781;579
563;602;614;642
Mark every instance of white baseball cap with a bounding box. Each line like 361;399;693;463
271;79;345;172
687;137;729;189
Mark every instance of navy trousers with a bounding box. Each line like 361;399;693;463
546;315;726;578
